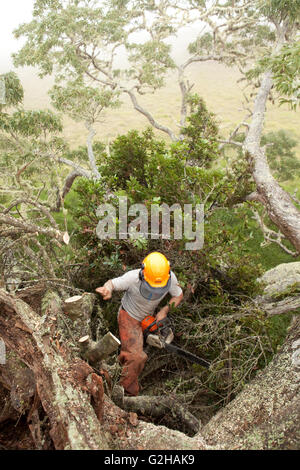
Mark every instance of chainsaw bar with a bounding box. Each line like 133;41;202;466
164;343;210;368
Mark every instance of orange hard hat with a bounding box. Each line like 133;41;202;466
142;252;170;288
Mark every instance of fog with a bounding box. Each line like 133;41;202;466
0;0;202;74
0;0;35;71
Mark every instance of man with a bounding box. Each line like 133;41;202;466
95;251;183;396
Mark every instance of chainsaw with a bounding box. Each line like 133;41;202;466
141;315;210;369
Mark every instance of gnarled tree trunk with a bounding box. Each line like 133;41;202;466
244;22;300;254
200;315;300;449
0;288;109;450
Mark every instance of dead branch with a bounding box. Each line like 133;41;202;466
258;296;300;316
251;209;299;257
0;213;64;243
115;389;200;436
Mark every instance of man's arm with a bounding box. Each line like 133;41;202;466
95;280;114;300
95;271;135;300
156;292;183;323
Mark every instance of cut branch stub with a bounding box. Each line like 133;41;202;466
63;293;96;339
63;294;92;320
79;332;120;365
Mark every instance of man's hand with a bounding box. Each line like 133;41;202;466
156;305;169;323
95;280;113;300
156;292;183;322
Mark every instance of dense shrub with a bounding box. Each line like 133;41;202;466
64;126;295;414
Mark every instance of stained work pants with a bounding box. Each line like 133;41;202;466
118;308;148;396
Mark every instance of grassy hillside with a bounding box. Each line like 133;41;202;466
17;62;300;155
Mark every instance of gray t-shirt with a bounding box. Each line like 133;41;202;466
111;269;183;321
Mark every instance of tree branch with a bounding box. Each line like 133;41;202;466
260;296;300;316
124;89;178;141
0;213;64;243
85;122;101;179
251;209;299;257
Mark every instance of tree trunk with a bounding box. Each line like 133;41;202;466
0;288;109;450
244;24;300;254
199;315;300;449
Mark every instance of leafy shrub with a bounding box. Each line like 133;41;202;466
180;94;219;167
261;130;300;181
100;128;166;190
67;127;293;413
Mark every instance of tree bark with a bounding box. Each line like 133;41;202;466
199;315;300;449
0;288;109;450
119;393;200;436
124;89;178;141
244;23;300;254
85;121;101;180
62;293;95;338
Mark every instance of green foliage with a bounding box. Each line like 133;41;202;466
261;130;300;181
259;0;300;22
127;40;176;89
180;94;219;167
247;41;300;110
13;0;114;78
269;42;300;110
188;32;213;56
99;126;224;206
101;128;164;190
0;72;24;110
50;78;121;123
143;150;187;204
0;109;62;138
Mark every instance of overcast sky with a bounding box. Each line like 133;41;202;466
0;0;202;75
0;0;35;71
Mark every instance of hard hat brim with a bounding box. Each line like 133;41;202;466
144;275;170;288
